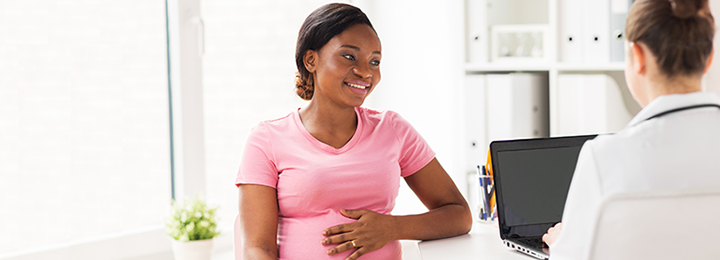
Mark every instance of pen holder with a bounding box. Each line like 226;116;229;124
476;173;495;224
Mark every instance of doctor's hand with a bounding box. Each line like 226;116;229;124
322;209;395;260
542;222;563;246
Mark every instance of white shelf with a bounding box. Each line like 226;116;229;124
465;62;625;73
463;0;632;141
465;62;550;72
555;62;625;72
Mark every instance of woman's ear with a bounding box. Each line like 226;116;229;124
303;50;317;73
703;48;714;75
630;42;647;75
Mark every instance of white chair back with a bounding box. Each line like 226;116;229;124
587;188;720;260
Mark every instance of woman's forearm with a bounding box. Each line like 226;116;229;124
390;202;472;241
396;158;474;241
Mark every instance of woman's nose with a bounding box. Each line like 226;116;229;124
353;64;372;79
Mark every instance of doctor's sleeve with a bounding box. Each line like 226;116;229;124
549;142;604;260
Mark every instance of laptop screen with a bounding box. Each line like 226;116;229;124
491;135;596;239
496;146;583;226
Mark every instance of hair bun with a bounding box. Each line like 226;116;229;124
295;71;314;101
670;0;705;19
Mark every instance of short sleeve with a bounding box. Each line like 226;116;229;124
549;141;604;260
390;112;436;177
235;122;279;188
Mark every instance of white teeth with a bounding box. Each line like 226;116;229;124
346;82;368;90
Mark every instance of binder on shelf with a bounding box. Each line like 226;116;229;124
556;74;633;136
466;0;489;63
610;0;632;62
486;73;548;143
582;0;611;63
558;0;584;62
557;74;583;135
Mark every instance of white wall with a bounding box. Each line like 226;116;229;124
354;0;468;213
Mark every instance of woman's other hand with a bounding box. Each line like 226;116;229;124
321;209;395;260
320;158;472;260
542;222;562;246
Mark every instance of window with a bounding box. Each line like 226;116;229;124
0;0;170;254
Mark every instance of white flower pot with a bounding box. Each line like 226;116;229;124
171;239;214;260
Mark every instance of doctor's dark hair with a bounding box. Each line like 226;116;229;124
626;0;714;77
294;3;375;100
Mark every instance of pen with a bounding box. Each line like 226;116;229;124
481;165;493;212
479;165;496;221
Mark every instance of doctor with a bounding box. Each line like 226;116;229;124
542;0;720;259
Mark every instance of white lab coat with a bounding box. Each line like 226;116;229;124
549;92;720;260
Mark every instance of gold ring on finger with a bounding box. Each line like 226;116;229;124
351;240;357;248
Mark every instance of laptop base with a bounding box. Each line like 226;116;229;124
504;238;549;260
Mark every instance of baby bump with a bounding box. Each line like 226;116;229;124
277;210;401;260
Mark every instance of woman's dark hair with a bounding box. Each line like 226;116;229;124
626;0;714;78
294;3;375;100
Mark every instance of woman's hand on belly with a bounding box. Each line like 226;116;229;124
321;209;396;260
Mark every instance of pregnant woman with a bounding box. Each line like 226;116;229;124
236;3;472;260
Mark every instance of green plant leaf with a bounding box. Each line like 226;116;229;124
164;195;220;241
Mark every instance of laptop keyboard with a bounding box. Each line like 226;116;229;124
516;237;548;249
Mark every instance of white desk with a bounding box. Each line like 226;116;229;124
418;222;532;260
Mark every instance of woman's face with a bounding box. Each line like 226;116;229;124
306;23;381;108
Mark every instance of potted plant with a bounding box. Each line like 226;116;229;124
165;196;220;260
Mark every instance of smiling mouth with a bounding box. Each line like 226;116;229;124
345;82;369;90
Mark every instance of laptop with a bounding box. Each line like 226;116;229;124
489;135;597;259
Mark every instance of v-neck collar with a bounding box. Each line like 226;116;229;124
293;107;364;154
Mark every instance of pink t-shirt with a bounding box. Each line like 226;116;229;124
236;107;435;260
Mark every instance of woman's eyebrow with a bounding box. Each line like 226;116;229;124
340;45;381;55
340;44;360;50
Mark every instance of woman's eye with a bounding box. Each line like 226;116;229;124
342;54;356;61
370;60;380;66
